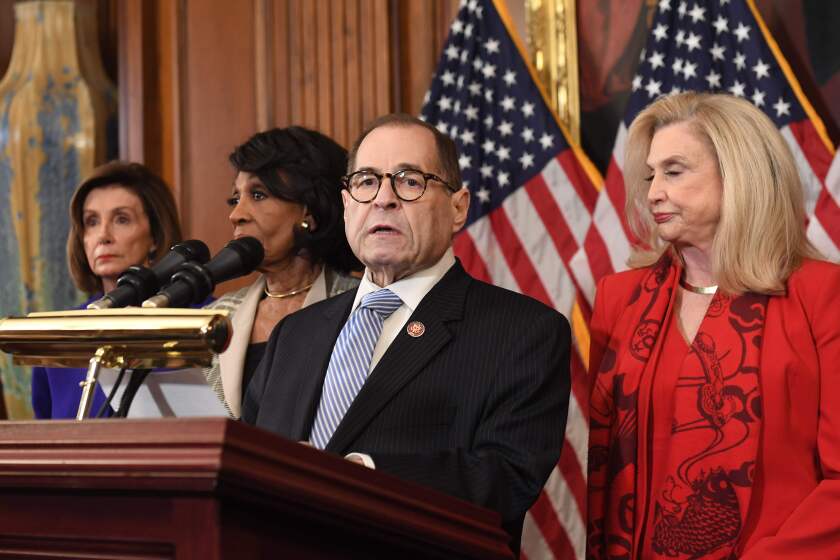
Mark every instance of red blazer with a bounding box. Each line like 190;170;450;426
589;258;840;559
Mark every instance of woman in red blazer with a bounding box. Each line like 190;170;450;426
587;92;840;559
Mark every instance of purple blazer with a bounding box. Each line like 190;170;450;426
31;297;113;419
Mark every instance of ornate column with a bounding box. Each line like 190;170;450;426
0;0;116;418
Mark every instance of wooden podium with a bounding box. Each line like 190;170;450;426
0;418;512;559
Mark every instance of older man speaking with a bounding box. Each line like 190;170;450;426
243;114;571;545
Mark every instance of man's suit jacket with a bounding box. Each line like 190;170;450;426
242;261;571;543
202;268;359;417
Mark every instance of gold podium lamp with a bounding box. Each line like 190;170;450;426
0;308;231;420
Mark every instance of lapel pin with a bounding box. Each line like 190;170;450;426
406;321;425;338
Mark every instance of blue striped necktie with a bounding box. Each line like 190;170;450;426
310;288;403;449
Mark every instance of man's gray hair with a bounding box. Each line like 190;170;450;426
347;113;463;189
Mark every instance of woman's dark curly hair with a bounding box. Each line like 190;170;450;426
229;127;362;273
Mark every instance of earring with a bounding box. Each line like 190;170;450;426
300;221;310;230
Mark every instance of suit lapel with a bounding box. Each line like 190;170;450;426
288;290;355;440
219;277;263;417
326;263;471;455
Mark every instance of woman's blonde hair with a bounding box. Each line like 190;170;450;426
624;91;818;294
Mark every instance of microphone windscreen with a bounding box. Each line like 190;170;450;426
205;237;265;284
150;239;210;285
225;236;264;271
172;239;211;263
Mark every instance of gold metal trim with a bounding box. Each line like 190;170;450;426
76;346;125;420
0;308;231;369
525;0;581;143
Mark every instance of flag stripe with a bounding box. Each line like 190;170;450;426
786;121;832;182
582;226;615;289
592;185;632;273
489;209;554;308
525;176;600;310
813;193;840;248
526;491;579;560
559;433;587;524
603;159;634;241
466;216;520;291
525;176;585;272
539;466;587;560
504;188;578;313
517;529;543;560
569;250;597;307
566;358;590;469
538;158;593;248
454;230;493;284
782;125;826;216
558;151;599;213
827;149;840;201
807;218;840;261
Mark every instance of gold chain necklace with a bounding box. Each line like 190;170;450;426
264;281;314;299
679;276;718;295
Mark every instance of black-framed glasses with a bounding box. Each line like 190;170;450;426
342;168;457;203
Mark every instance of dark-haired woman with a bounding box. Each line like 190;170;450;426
32;161;183;418
204;127;361;418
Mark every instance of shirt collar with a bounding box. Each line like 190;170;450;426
352;248;456;313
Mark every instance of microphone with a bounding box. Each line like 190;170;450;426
142;237;264;308
87;240;211;309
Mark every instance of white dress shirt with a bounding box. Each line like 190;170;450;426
351;248;456;372
343;248;456;468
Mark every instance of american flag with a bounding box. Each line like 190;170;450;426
421;0;601;558
589;0;840;280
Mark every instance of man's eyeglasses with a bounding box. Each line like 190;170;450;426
342;168;457;203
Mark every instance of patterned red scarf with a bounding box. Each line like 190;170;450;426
587;256;767;559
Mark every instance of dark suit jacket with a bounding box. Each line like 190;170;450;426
242;261;571;545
